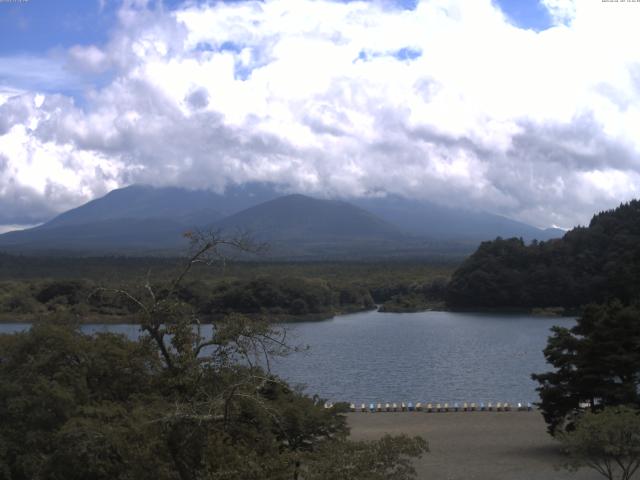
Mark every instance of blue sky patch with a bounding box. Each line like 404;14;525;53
234;66;252;81
392;0;418;9
355;46;421;63
493;0;554;31
337;0;418;9
0;0;117;55
220;41;244;54
356;50;368;62
394;47;422;61
194;42;215;53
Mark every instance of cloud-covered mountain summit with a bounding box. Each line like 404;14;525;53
0;185;563;257
1;0;639;232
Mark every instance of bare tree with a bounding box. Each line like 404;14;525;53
94;229;295;412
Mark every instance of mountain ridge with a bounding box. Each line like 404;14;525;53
0;184;564;258
352;194;564;242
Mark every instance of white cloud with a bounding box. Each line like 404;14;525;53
541;0;576;25
0;224;41;235
68;45;111;74
1;0;640;228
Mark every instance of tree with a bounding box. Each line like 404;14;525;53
0;230;428;480
532;301;640;435
303;434;428;480
446;200;640;310
559;406;640;480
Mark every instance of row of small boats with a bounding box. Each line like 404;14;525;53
324;401;534;412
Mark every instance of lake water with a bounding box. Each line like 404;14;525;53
0;310;574;405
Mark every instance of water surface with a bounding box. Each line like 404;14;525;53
272;310;573;404
0;310;573;404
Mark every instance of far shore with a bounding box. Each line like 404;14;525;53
0;310;352;325
0;305;578;325
347;411;600;480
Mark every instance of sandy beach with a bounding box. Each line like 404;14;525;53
348;411;601;480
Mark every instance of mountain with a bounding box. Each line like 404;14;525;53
0;218;190;254
0;189;406;256
215;194;400;240
353;195;564;243
446;200;640;309
0;185;224;254
212;194;410;258
0;184;283;255
0;184;565;257
44;184;276;228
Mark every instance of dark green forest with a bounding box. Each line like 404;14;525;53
0;256;453;322
446;200;640;310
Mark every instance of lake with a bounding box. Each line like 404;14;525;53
0;310;573;405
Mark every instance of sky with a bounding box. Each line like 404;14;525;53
0;0;639;231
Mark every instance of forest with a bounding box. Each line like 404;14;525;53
0;256;453;322
446;200;640;310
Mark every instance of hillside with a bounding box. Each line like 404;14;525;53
354;195;563;243
0;218;190;254
0;191;412;257
0;184;279;255
445;200;640;309
0;184;563;258
216;194;401;240
213;194;419;258
42;183;283;229
45;185;222;228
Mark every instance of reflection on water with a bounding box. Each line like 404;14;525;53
0;310;574;404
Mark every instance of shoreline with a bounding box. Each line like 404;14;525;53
0;308;369;325
0;305;577;325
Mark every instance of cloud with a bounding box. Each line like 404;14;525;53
0;224;41;235
541;0;576;25
68;45;111;74
0;166;71;225
1;0;640;229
